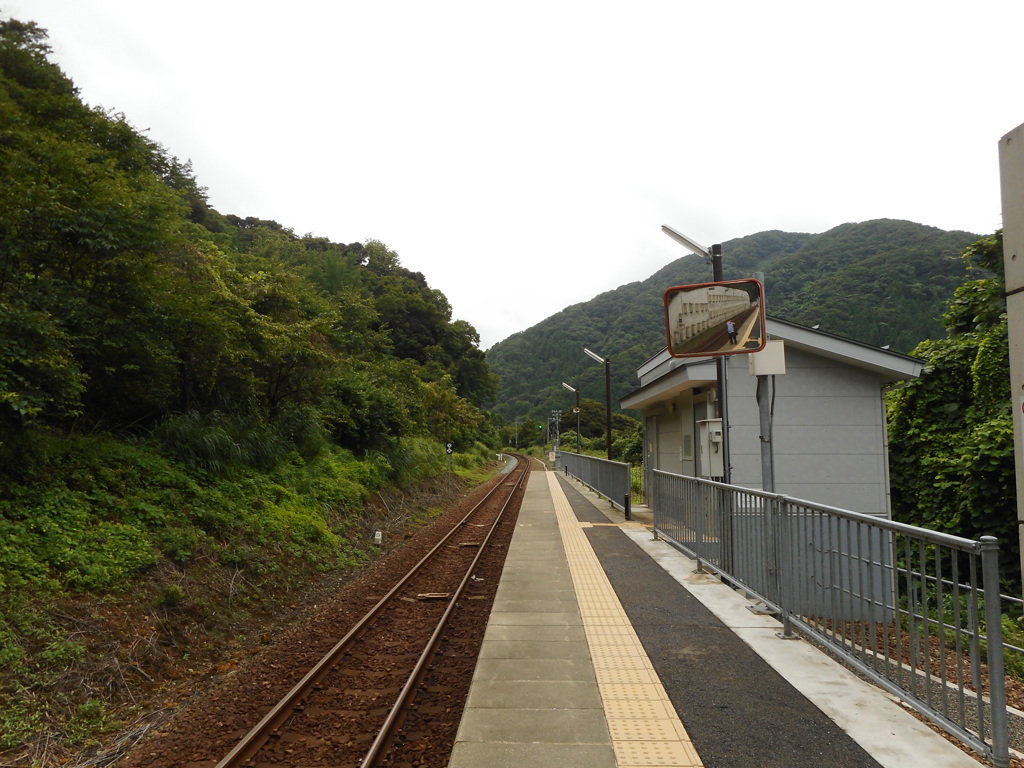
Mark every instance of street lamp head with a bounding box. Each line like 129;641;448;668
661;224;711;258
561;382;576;393
583;347;613;461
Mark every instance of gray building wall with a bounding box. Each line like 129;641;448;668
656;399;683;474
724;347;891;517
644;391;706;477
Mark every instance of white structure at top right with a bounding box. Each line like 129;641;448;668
998;123;1024;591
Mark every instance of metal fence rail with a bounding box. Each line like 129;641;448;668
555;452;631;517
650;469;1009;768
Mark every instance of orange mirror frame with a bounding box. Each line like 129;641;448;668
663;279;767;358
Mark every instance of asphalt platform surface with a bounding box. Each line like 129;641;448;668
555;475;883;768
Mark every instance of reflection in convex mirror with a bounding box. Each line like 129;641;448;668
663;279;767;358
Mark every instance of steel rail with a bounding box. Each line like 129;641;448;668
360;455;530;766
214;455;527;768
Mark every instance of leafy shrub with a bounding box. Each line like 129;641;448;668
887;233;1018;587
158;584;185;608
154;410;289;476
0;697;42;749
386;437;446;485
273;403;329;458
66;698;117;745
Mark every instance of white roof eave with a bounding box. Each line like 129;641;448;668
623;317;923;410
620;359;717;410
765;318;923;381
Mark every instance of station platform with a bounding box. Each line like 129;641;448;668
447;467;986;768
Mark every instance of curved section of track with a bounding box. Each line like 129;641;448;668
214;455;530;768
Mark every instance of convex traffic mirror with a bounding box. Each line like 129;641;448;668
663;279;766;358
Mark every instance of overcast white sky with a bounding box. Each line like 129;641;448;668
8;1;1024;349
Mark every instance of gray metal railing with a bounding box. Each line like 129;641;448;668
556;452;631;518
650;469;1009;768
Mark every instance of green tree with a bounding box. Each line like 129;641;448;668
887;232;1017;583
0;16;499;467
0;17;198;431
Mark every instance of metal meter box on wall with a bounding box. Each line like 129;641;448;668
697;418;724;478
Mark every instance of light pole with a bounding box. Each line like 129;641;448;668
562;382;580;453
661;224;731;483
584;348;613;461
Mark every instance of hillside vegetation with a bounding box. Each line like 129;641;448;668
0;19;500;760
487;220;978;435
887;232;1018;582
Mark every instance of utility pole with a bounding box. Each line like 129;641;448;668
584;348;613;461
662;226;731;483
710;243;731;483
562;383;580;453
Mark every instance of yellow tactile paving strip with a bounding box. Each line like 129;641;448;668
547;473;704;768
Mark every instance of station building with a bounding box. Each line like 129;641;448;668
620;317;923;518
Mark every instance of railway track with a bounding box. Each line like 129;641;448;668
203;455;530;768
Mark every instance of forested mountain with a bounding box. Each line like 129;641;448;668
487;220;979;429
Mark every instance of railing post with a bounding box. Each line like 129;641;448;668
694;481;705;574
777;497;797;639
624;462;632;521
650;471;660;540
980;536;1009;768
